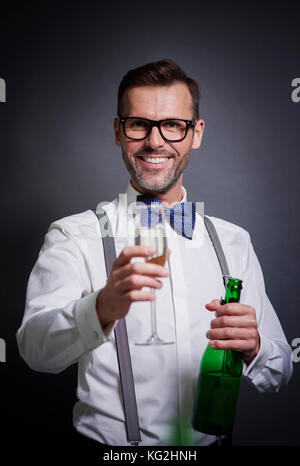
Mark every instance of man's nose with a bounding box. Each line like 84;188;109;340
145;126;165;148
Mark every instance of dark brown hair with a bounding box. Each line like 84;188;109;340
117;59;201;119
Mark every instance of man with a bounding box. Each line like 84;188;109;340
16;59;293;446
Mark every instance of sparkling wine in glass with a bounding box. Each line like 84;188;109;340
134;206;174;346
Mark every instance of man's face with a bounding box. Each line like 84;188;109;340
114;82;204;194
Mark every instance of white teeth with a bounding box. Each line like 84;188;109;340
143;157;168;163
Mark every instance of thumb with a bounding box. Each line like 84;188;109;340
205;299;222;311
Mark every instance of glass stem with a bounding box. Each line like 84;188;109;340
150;288;158;336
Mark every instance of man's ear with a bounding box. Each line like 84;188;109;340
114;118;121;146
192;119;205;150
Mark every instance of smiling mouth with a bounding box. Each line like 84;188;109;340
137;155;172;164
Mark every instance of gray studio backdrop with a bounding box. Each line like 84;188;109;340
1;1;299;446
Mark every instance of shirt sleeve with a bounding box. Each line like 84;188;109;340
16;221;115;374
240;231;293;392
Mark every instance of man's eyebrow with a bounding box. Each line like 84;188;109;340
125;115;192;120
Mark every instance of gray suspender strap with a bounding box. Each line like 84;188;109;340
94;207;230;446
203;216;231;288
94;208;141;446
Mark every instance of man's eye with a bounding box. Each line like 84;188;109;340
131;120;147;128
163;120;186;130
165;121;178;128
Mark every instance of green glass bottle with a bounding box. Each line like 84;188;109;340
192;278;243;436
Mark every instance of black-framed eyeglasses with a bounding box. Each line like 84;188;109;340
119;116;196;142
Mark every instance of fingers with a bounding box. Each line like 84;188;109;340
117;274;163;293
113;260;168;293
97;245;169;325
114;246;171;269
208;338;259;352
206;301;254;317
206;326;258;341
123;288;156;304
106;245;170;308
205;299;222;309
115;260;169;282
210;315;257;329
205;298;260;361
113;245;156;268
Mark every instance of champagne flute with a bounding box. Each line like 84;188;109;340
134;204;174;346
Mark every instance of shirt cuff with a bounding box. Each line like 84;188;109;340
74;291;115;350
242;332;273;382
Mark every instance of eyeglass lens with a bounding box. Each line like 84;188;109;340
124;118;188;141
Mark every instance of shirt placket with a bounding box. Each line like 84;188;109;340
167;227;195;445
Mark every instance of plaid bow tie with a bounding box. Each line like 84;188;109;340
136;195;196;240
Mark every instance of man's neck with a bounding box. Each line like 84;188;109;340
130;179;184;208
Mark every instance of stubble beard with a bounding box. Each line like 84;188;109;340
121;146;192;194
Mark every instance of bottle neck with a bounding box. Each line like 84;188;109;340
224;279;242;303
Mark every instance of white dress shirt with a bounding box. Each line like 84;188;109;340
16;182;293;446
